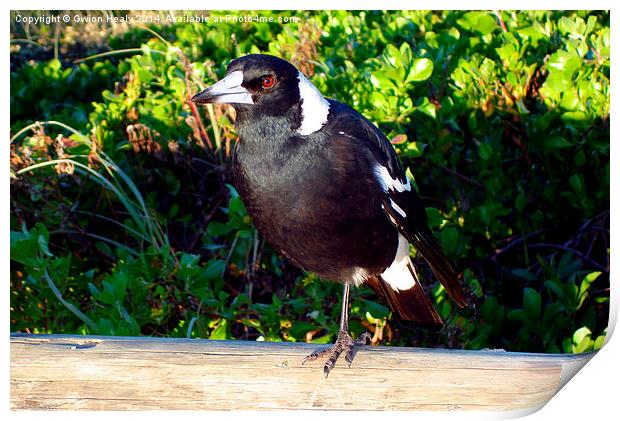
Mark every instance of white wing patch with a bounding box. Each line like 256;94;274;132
297;71;330;136
373;165;411;193
381;234;416;291
389;198;407;217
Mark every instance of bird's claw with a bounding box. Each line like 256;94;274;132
303;330;371;377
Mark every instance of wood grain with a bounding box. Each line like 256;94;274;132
10;334;594;411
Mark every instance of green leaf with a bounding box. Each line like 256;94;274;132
209;319;229;340
562;111;588;123
399;42;413;67
558;16;587;37
180;253;200;269
384;44;402;67
593;329;607;350
365;300;389;320
572;326;594;353
572;146;588;165
582;271;602;284
518;22;548;46
543;136;572;149
10;231;40;266
425;207;443;228
310;334;333;344
578;271;602;309
405;141;427;158
99;280;116;305
94;241;113;258
439;226;458;256
523;287;541;322
88;282;101;300
416;97;436;118
370;72;399;90
289;321;317;340
95;318;115;335
478;143;493;161
507;308;525;323
202;259;226;280
569;174;585;194
547;50;582;78
229;196;247;216
112;271;129;303
468;277;483;299
515;193;526;213
206;221;233;237
37;234;53;257
457;11;499;35
407;58;433;82
513;268;536;282
544;279;566;302
542;302;564;326
480;296;505;324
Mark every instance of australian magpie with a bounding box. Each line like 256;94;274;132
192;54;468;377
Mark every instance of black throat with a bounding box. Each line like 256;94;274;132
233;103;305;154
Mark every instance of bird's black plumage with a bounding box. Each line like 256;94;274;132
192;54;468;376
234;99;399;283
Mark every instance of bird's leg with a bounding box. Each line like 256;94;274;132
302;283;371;377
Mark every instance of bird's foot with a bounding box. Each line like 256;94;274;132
302;330;371;378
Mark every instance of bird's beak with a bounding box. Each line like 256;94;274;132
191;70;254;105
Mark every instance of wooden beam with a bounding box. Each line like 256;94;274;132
10;334;594;412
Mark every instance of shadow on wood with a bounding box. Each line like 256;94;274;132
10;333;594;412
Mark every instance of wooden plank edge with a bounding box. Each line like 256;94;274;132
10;333;599;412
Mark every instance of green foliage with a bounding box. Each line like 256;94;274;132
10;59;118;132
10;10;609;353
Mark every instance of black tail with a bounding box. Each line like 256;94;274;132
365;270;444;328
408;226;468;308
380;193;469;309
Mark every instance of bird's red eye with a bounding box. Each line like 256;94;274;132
261;75;275;89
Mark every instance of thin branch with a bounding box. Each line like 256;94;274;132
439;165;487;191
490;230;547;261
179;49;213;151
527;243;609;274
494;11;508;33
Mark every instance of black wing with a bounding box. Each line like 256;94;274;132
326;99;468;309
382;189;468;308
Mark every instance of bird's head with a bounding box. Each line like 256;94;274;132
191;54;330;135
191;54;300;113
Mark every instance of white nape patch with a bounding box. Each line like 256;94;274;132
373;165;412;193
351;267;369;287
381;234;416;291
389;199;407;218
297;71;330;135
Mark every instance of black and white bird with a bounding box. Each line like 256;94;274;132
192;54;468;377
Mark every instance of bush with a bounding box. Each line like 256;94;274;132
10;10;609;353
